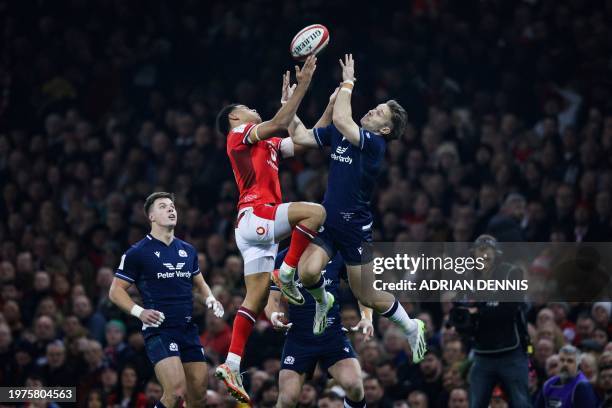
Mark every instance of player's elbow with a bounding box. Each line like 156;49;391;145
332;110;349;126
108;281;122;304
270;115;291;131
108;284;118;304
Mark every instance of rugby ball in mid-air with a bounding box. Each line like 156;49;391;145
290;24;330;61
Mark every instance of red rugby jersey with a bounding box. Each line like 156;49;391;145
226;122;283;211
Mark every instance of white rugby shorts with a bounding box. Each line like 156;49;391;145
235;203;291;275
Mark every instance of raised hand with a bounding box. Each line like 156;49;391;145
281;70;297;104
295;55;317;85
339;53;355;82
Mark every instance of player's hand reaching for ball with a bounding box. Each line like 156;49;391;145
295;55;317;85
339;54;355;82
352;317;374;342
206;295;225;318
270;312;293;332
281;70;297;105
140;309;165;327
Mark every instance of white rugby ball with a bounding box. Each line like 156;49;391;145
290;24;330;61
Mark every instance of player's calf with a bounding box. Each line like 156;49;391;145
276;370;302;408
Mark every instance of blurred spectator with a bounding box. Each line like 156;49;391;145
486;193;527;241
298;382;319;408
536;345;598;407
73;295;107;344
447;388;469;408
363;376;391;408
35;340;74;387
106;364;147;408
407;390;428;408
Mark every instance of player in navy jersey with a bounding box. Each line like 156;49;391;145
109;192;224;408
266;248;372;408
285;54;427;363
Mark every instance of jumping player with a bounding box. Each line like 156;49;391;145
215;56;332;403
266;248;372;408
286;54;427;363
109;192;224;408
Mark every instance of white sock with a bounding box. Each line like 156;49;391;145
279;262;296;283
226;352;241;372
383;300;417;334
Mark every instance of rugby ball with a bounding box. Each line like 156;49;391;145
290;24;330;61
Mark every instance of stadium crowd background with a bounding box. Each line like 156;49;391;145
1;0;612;406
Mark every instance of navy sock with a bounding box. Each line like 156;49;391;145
155;401;167;408
344;397;366;408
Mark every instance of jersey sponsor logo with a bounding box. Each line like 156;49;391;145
330;152;353;164
169;342;178;351
256;226;266;235
232;124;247;133
158;262;190;279
284;355;295;365
158;271;191;279
178;249;188;257
336;145;349;154
163;262;186;271
154;251;160;258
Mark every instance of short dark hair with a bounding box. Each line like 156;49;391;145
143;192;175;217
215;103;241;136
386;99;408;140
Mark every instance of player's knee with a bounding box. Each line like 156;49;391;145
312;204;326;225
297;258;319;285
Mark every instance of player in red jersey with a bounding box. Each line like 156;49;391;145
214;56;332;403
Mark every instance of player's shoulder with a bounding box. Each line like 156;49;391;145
359;127;383;141
174;238;197;255
125;236;152;255
229;122;256;137
227;122;257;147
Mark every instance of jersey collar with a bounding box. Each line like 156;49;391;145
146;234;175;247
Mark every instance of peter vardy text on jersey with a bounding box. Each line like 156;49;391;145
157;271;192;279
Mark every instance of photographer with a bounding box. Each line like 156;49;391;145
449;235;531;408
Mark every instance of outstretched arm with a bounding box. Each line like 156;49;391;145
332;54;361;147
245;56;317;144
289;87;339;148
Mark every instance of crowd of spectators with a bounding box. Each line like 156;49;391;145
1;0;612;406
